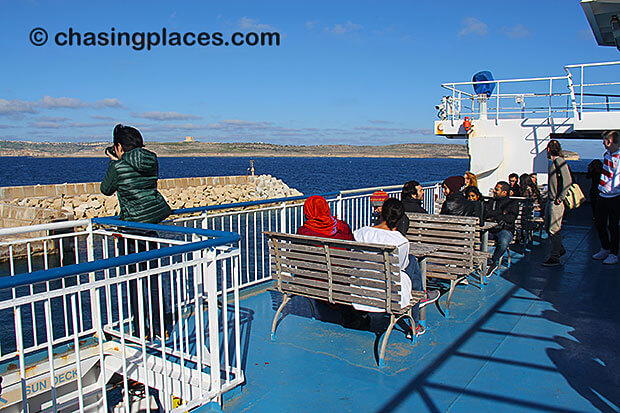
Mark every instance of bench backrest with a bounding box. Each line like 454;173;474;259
265;231;407;314
405;213;477;280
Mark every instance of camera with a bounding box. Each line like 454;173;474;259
105;146;116;158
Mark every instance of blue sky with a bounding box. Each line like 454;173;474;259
0;0;618;158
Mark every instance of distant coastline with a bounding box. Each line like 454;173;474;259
0;140;580;160
0;141;468;158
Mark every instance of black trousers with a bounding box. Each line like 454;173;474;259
594;195;620;255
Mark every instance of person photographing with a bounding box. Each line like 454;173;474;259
101;124;172;338
101;124;171;223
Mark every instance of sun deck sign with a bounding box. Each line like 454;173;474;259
0;368;78;406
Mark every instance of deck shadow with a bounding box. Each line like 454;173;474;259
376;207;620;412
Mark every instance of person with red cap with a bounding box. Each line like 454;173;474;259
370;190;389;225
440;176;475;216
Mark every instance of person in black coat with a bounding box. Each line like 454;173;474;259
396;180;427;236
509;173;521;196
586;159;603;218
484;181;519;273
440;176;476;217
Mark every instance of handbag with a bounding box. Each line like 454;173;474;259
563;183;585;210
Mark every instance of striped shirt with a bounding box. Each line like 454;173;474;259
599;149;620;198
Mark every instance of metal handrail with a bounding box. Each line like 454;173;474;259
0;218;240;290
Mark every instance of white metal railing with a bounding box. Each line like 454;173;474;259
436;61;620;123
168;182;444;290
0;181;444;411
0;219;242;412
564;61;620;120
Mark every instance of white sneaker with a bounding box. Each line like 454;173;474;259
603;254;619;265
592;249;610;260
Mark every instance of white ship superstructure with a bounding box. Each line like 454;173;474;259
434;61;620;194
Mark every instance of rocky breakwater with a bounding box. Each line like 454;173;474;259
3;174;303;221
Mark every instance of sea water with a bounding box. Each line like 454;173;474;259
0;156;593;194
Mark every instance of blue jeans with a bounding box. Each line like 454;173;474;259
405;255;423;323
490;229;513;265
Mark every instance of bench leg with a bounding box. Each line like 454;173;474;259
407;311;418;346
379;314;397;368
445;278;464;319
304;297;317;320
271;293;291;341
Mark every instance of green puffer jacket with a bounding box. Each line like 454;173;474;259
100;147;172;223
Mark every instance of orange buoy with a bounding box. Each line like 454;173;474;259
463;117;472;133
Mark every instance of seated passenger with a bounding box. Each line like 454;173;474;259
464;186;485;221
520;173;543;211
464;185;482;202
484;181;519;275
353;198;439;337
440;176;475;216
370;190;389;226
296;196;359;327
463;171;478;190
297;195;353;241
396;180;427;236
509;173;521;196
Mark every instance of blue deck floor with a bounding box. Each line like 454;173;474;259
225;207;620;412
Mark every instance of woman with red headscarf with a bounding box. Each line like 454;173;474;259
297;196;354;241
296;196;359;327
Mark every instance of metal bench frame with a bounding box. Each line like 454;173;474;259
265;231;423;368
404;213;477;318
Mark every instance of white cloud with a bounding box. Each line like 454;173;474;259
135;111;202;121
504;24;530;39
40;96;87;109
238;17;276;31
0;99;38;116
92;115;115;121
0;96;124;121
96;98;124;108
30;121;64;128
459;17;488;37
38;116;70;122
325;21;362;35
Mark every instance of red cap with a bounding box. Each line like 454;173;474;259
370;190;389;207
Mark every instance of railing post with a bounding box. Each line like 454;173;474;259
206;248;222;403
548;78;552;119
335;193;343;220
86;219;100;332
565;71;579;120
279;202;287;233
580;66;584;116
496;81;500;124
200;209;209;231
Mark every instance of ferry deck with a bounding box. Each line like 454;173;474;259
2;6;620;409
0;183;618;413
225;205;620;412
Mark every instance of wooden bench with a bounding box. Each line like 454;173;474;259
266;231;424;367
404;213;477;317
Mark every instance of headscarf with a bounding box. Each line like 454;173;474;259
303;196;338;235
443;176;465;194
